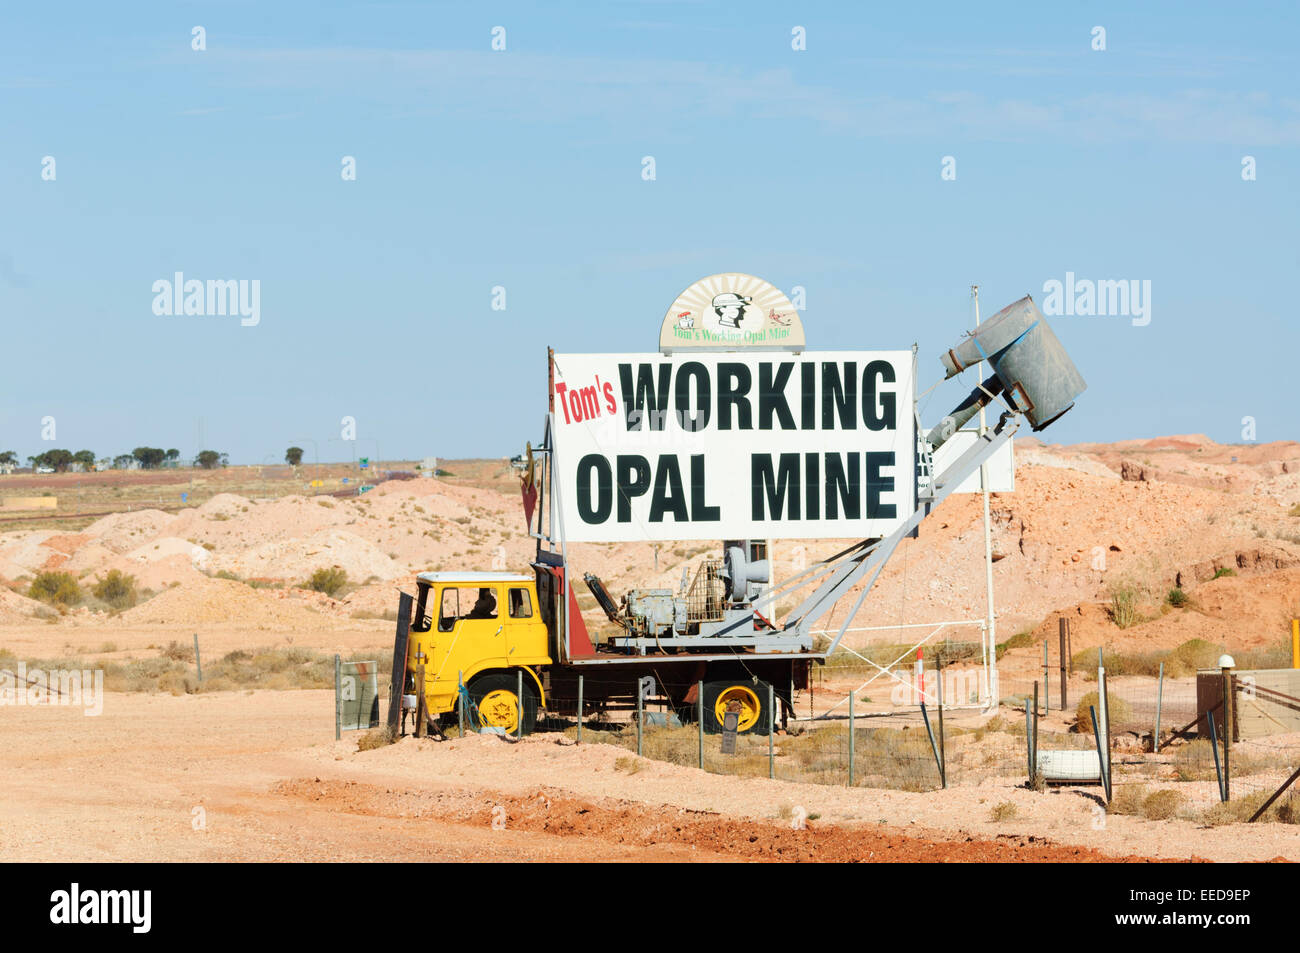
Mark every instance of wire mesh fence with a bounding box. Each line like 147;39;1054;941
419;651;1300;826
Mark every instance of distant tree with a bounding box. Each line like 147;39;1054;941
133;447;166;469
285;446;304;466
0;450;17;466
195;450;222;470
165;449;180;462
33;449;75;472
73;450;95;468
113;454;134;469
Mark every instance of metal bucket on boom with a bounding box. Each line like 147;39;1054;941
934;295;1086;441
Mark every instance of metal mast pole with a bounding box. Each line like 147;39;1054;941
973;285;998;706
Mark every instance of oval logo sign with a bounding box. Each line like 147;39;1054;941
659;273;805;351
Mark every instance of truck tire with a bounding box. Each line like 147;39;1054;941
702;679;772;735
467;673;539;736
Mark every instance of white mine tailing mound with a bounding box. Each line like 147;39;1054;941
196;493;252;518
116;576;335;628
0;530;61;577
208;528;400;583
0;586;48;624
83;510;178;554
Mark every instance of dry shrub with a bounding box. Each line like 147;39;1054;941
1110;784;1148;815
1142;789;1184;820
1112;785;1184;820
356;726;396;751
1075;691;1133;733
989;801;1017;822
160;640;194;662
1199;794;1271;826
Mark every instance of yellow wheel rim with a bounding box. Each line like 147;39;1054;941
714;686;761;732
479;689;519;732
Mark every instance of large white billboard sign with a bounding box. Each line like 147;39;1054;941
552;352;916;542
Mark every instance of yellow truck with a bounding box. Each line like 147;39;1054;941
395;563;813;736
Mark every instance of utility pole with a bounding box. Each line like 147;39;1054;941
973;285;998;704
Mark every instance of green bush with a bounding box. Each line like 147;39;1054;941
1075;690;1133;733
92;569;138;610
1213;567;1237;578
28;571;82;607
1166;587;1189;608
1107;582;1144;628
306;566;348;597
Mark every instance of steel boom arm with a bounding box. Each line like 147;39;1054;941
778;412;1020;655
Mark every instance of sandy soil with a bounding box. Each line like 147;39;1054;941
1;688;1293;863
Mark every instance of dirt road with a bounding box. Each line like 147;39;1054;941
3;688;1293;862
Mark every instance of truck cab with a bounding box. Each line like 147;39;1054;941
407;572;551;733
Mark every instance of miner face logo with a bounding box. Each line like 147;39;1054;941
711;292;752;329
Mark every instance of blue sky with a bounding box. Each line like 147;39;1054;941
1;1;1297;463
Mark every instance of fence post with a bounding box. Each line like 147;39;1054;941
1208;710;1226;803
936;663;947;789
1043;640;1049;713
194;633;203;682
1025;698;1034;786
1067;618;1073;676
1089;706;1111;803
759;686;769;780
922;700;942;787
334;653;342;741
1058;617;1068;709
848;691;855;787
457;669;465;738
1153;662;1164;753
1221;664;1233;802
1293;619;1299;669
1097;648;1110;788
1032;681;1040;786
636;678;643;757
697;680;704;770
576;674;583;744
